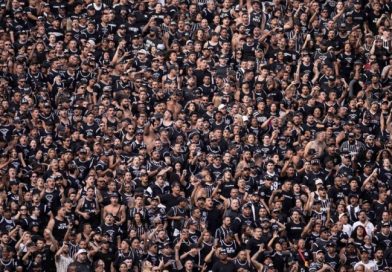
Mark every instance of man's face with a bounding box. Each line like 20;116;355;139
317;252;324;262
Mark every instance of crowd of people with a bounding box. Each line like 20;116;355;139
0;0;391;271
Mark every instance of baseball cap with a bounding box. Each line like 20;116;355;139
315;179;323;185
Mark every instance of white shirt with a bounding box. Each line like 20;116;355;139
55;255;73;272
342;223;353;237
354;260;378;271
353;220;375;237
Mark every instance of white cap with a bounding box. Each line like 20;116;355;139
315;178;323;185
87;40;96;47
242;116;249;122
138;49;148;55
218;104;226;111
75;249;87;257
157;44;165;50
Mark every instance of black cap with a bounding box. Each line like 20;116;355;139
311;159;320;165
110;192;119;198
178;197;188;203
320;226;329;233
360;247;369;254
349;193;359;198
219;248;227;254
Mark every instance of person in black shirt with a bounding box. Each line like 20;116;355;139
211;248;236;272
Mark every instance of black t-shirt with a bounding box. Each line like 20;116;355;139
286;221;305;241
246;237;263;256
211;260;236;272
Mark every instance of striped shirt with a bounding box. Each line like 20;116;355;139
215;226;231;241
340;140;366;155
55;255;73;272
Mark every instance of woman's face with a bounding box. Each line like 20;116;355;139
197;30;204;39
164;110;172;119
295;199;303;208
357;227;364;236
383;159;391;168
119;263;128;272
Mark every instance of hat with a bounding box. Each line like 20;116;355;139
137;49;148;55
218;104;226;111
265;175;273;180
311;159;320;165
315;178;323;185
135;129;144;135
316;250;324;254
75;249;87;256
242;204;251;210
366;134;375;140
360;248;369;254
382;222;390;227
178;197;188;203
320;226;329;233
110;192;119;198
326;242;335;247
348;193;359;198
347;120;355;125
339;23;347;30
220;248;227;254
